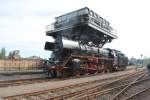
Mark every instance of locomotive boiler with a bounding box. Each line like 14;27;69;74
44;7;128;77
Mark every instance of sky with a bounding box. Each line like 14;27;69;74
0;0;150;59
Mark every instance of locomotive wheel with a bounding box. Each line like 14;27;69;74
52;70;57;78
106;69;110;73
108;67;114;73
54;70;59;78
74;70;80;77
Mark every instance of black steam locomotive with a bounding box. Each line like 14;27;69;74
44;40;128;77
44;7;128;77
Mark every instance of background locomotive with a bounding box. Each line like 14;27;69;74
44;7;128;77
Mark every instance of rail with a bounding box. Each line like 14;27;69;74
66;71;145;100
111;73;149;100
3;70;144;100
124;87;150;100
0;78;51;88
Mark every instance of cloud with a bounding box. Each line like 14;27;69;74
0;0;150;59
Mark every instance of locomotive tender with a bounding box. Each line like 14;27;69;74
44;7;128;77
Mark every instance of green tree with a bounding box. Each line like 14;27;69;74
0;47;6;59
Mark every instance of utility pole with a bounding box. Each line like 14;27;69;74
140;54;143;67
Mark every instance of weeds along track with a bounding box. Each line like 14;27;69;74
3;70;145;100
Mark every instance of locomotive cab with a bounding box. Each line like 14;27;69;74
112;50;128;70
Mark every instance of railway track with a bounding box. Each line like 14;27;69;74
2;70;145;100
123;86;150;100
0;72;106;88
111;73;150;100
0;68;139;88
0;78;55;88
72;73;149;100
66;72;146;100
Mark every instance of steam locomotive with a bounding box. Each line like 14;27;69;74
44;7;128;78
44;40;128;77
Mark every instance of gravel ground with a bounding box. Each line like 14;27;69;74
0;69;137;98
